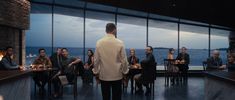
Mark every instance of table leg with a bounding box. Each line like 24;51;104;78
131;76;134;94
48;71;52;98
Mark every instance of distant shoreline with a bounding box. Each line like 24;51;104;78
26;46;227;50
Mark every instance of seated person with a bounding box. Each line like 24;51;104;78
167;48;179;85
207;50;226;70
32;48;52;95
227;53;235;72
50;48;62;97
128;48;140;69
124;48;140;87
50;48;62;70
0;46;19;70
176;47;190;82
52;48;83;98
134;46;156;96
83;49;94;84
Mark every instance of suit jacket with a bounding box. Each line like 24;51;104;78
176;53;190;69
141;53;156;83
50;53;62;70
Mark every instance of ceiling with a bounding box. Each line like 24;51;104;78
84;0;235;30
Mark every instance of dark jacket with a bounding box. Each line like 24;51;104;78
50;53;62;70
228;63;235;72
128;56;139;65
207;57;222;70
141;53;156;83
176;53;190;69
0;56;18;70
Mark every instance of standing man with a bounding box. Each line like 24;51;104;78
93;23;129;100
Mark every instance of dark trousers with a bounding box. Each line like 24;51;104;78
136;76;150;92
52;76;61;93
178;65;188;82
100;80;122;100
33;72;48;89
82;69;93;83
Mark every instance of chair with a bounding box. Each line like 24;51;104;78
202;61;208;71
134;62;157;95
164;59;177;86
59;63;81;98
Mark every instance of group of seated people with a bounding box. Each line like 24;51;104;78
34;48;94;98
0;46;94;98
2;45;235;98
206;49;235;71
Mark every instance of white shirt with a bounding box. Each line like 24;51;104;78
93;34;129;81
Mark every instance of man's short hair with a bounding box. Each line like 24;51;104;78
106;23;116;33
62;48;68;51
38;48;45;53
147;46;153;51
181;47;187;50
5;46;13;51
213;50;220;54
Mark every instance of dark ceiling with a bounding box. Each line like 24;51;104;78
84;0;235;30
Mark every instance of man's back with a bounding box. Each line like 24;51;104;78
94;34;129;81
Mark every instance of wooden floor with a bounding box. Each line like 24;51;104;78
31;77;204;100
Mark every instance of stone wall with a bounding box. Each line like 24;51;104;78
0;0;30;29
0;0;30;65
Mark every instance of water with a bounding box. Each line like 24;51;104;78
26;47;228;66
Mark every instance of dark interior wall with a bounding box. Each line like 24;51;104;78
0;0;30;65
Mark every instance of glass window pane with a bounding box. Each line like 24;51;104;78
117;15;146;60
180;24;208;69
26;4;52;65
211;29;230;63
149;20;178;65
54;6;84;59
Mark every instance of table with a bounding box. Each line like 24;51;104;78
128;68;142;94
30;67;58;97
205;71;235;100
0;70;31;100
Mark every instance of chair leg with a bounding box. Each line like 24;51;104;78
34;81;37;96
134;81;137;93
60;86;64;97
74;84;77;98
152;82;154;95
